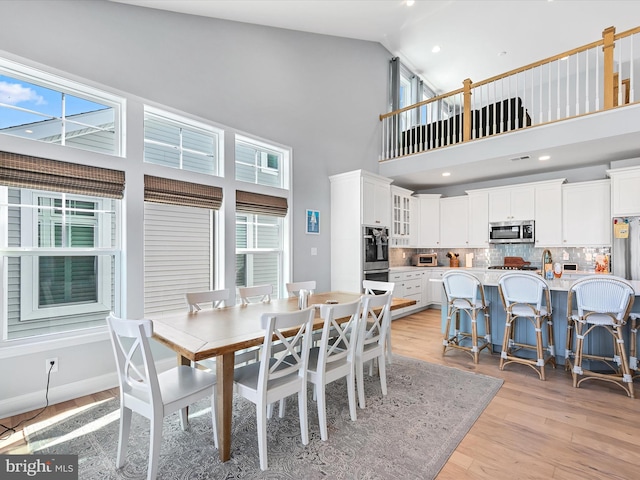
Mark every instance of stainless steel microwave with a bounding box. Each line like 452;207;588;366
489;220;535;244
412;253;438;266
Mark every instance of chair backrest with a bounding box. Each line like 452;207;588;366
362;280;395;296
238;284;273;305
286;281;316;297
570;275;635;323
257;308;315;392
498;272;549;312
356;293;392;355
106;314;159;406
185;289;230;313
317;299;362;367
442;271;485;307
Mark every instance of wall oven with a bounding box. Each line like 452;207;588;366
489;220;535;244
363;226;389;281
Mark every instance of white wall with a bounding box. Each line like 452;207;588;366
0;0;391;417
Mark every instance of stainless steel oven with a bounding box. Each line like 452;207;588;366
363;226;389;279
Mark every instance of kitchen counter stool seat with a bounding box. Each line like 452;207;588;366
566;275;635;398
441;271;491;364
498;272;556;380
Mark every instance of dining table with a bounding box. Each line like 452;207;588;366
150;290;416;462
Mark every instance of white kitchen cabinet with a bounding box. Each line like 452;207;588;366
562;179;611;246
362;174;392;227
608;166;640;216
467;191;489;247
330;170;392;292
416;194;442;247
389;269;425;318
426;268;445;306
534;179;565;247
390;185;414;247
488;186;535;222
440;196;469;248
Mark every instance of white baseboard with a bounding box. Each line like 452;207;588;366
0;357;175;420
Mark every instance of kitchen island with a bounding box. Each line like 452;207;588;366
428;270;640;365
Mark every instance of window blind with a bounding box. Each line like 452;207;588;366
144;175;222;210
236;190;288;217
0;151;125;199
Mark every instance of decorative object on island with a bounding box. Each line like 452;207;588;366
446;251;459;268
542;249;553;280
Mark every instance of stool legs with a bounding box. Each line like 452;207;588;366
442;306;491;364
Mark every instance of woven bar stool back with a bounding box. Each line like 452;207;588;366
567;275;635;398
498;272;556;380
441;271;491;363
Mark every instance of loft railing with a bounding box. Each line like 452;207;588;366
380;25;640;161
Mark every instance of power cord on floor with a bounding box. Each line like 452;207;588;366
0;361;54;441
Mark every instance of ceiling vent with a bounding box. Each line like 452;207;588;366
510;155;531;161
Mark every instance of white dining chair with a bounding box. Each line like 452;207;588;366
354;292;392;409
299;299;361;440
363;280;395;364
238;284;273;305
106;314;218;480
185;289;259;368
233;307;315;470
286;280;316;297
185;288;229;313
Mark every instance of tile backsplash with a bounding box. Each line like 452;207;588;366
390;245;611;271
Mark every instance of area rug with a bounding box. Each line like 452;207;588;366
26;356;502;479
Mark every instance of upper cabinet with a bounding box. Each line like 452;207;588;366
466;191;489;247
362;173;392;227
416;194;442;248
390;185;415;247
562;179;611;246
608;166;640;217
534;179;565;247
488;186;535;222
440;196;469;248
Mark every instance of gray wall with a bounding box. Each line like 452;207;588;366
0;0;391;416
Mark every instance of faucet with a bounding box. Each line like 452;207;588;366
542;249;553;279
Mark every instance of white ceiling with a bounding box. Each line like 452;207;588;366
111;0;640;187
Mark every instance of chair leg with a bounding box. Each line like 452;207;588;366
442;308;453;356
356;358;366;409
347;371;357;422
317;383;328;441
471;311;479;364
534;317;546;380
572;321;585;388
298;386;309;446
378;353;388;397
257;405;268;471
210;393;219;449
178;406;188;431
500;314;513;371
386;327;393;364
116;406;132;469
614;326;634;398
147;414;163;480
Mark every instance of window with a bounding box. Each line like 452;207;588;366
235;214;283;299
144;108;221;175
0;58;123;156
1;187;119;340
144;202;214;315
235;137;286;188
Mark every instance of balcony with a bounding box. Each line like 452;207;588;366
380;25;640;190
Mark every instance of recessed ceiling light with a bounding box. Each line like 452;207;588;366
442;172;451;177
432;45;441;53
406;0;415;6
539;155;551;161
25;129;33;134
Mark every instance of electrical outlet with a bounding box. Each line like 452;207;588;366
46;357;58;374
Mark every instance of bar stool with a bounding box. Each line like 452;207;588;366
566;275;635;398
627;313;640;374
498;272;556;380
441;271;491;363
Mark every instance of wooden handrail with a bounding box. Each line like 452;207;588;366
379;86;464;120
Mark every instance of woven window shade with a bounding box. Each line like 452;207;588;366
144;175;222;210
0;151;125;199
236;190;288;217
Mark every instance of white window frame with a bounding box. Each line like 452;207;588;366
18;190;114;321
143;106;223;176
235;135;289;188
0;57;124;157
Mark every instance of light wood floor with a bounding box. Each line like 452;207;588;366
2;308;640;479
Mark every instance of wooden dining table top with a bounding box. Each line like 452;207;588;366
151;291;416;362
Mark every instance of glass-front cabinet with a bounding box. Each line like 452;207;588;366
390;185;414;247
